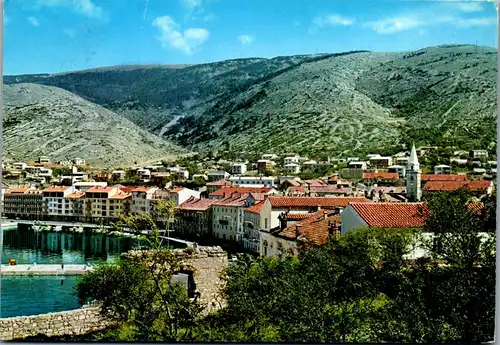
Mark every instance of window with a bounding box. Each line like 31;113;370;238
264;218;268;229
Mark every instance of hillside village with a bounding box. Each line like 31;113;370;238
2;143;495;257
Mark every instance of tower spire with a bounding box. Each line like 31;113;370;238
406;142;422;202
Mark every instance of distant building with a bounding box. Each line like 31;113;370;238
207;171;230;182
434;164;452;175
73;158;86;166
348;161;367;170
261;154;278;160
470;150;489;159
388;165;406;178
284;163;300;174
369;156;393;169
230;163;247;175
39;156;51;164
229;176;276;188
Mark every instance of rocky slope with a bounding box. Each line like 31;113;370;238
5;45;497;157
3;83;185;167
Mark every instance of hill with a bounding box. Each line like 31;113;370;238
3;83;185;167
4;45;497;158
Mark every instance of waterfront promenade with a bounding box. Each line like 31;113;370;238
0;264;92;276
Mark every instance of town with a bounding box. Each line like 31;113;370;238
2;144;495;257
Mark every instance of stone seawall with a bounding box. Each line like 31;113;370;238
0;307;113;341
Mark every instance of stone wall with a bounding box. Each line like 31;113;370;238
0;246;228;340
0;307;113;341
124;246;228;312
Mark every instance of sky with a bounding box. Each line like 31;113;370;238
3;0;498;75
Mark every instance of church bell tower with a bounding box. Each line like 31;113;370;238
406;144;422;202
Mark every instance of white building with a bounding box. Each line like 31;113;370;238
388;165;406;178
284;163;300;174
130;187;158;215
42;186;77;220
284;156;299;165
207;171;231;182
13;162;27;170
369;156;393;168
260;196;369;233
229;176;276;188
395;157;409;165
111;170;126;180
211;194;247;242
434;164;452;175
348;161;367;170
73;158;86;166
243;202;264;253
73;182;108;192
230;163;247;175
347;157;359;163
450;158;468;165
366;154;381;159
340;202;490;260
261;154;278;160
168;187;201;206
136;168;151;179
470;150;489;159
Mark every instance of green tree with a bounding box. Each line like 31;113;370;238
74;200;205;342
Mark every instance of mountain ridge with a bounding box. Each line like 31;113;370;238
4;44;497;159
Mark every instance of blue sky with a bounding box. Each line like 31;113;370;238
4;0;498;75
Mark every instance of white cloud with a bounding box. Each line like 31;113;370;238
451;16;497;27
456;2;484;13
182;0;202;8
28;16;39;26
364;3;496;35
37;0;102;18
313;14;354;27
153;16;209;54
364;16;424;34
238;34;254;45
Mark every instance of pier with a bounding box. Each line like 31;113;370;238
0;264;93;276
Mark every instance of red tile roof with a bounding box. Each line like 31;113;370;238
87;186;115;193
268;196;369;208
178;196;218;211
212;193;248;207
210;187;271;197
65;192;85;199
132;187;155;193
245;201;265;214
5;188;30;194
304;179;328;187
109;191;132;200
282;213;315;221
349;202;428;228
248;192;268;201
287;186;306;195
423;180;492;192
42;186;71;192
207;179;231;187
309;186;353;194
278;210;341;246
421;174;468;182
362;172;400;180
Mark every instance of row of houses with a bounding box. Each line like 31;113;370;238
2;183;201;223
